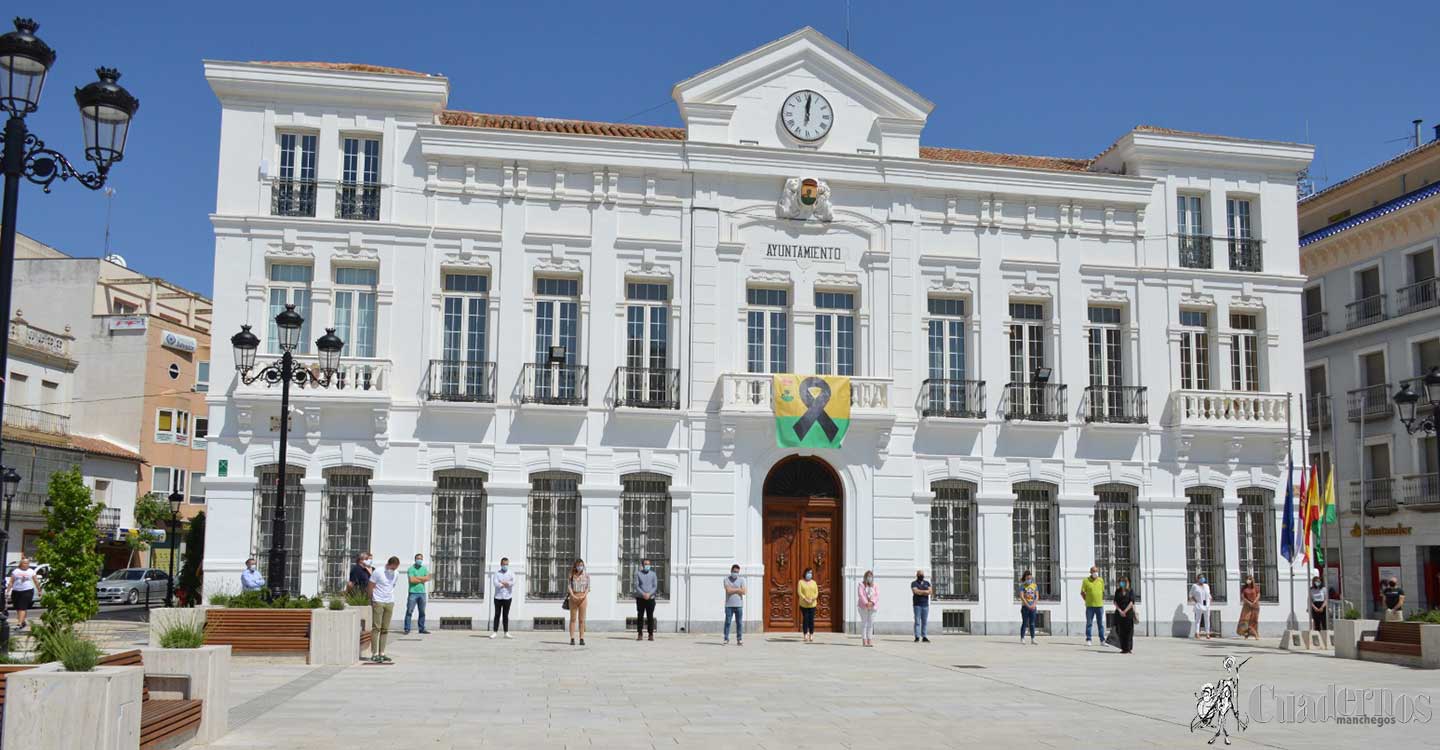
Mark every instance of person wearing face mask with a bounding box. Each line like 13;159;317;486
404;553;432;636
723;564;746;645
1189;573;1212;639
568;559;590;646
797;568;819;642
1307;575;1328;635
1239;575;1262;640
1382;578;1405;622
490;557;514;639
911;570;932;643
368;556;402;663
634;558;659;641
1018;570;1038;645
240;558;265;592
1112;580;1135;654
1081;566;1106;647
856;570;879;647
348;552;372;594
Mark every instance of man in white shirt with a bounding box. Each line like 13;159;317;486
1189;574;1212;640
368;556;401;663
489;557;515;639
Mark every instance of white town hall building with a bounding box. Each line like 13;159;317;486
200;28;1315;636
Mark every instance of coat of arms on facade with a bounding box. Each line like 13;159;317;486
778;177;833;221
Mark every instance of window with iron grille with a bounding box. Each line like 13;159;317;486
814;291;856;376
432;470;486;599
1093;484;1139;600
619;472;670;600
1236;488;1278;602
1184;487;1227;602
319;469;372;594
528;472;580;598
1012;481;1057;600
253;465;305;594
931;480;977;600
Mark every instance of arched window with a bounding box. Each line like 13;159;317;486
320;467;373;593
528;471;581;598
1184;486;1226;602
931;480;977;600
1237;487;1278;603
432;470;487;598
619;473;671;599
1013;481;1058;600
1093;484;1140;600
253;464;305;594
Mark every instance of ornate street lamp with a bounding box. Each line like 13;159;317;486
231;305;344;598
1395;366;1440;502
0;466;20;649
165;490;183;607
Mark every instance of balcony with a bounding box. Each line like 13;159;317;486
1345;294;1387;330
1001;382;1067;422
614;367;680;410
920;379;986;419
270;178;317;217
1304;394;1332;431
3;404;70;435
335;183;381;221
718;373;892;418
520;363;588;407
1083;385;1147;424
1397;277;1439;317
1167;390;1289;430
97;506;121;535
1348;478;1397;516
1177;235;1212;269
236;356;391;399
1400;473;1440;510
424;359;496;403
1302;311;1328;341
1226;237;1264;273
1345;384;1392;422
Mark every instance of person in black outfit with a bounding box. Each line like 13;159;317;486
1112;580;1136;654
348;552;373;593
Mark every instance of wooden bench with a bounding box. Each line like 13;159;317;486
97;649;203;750
1358;621;1423;658
204;609;312;661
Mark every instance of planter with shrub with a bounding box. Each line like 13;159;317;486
309;594;367;665
3;627;143;748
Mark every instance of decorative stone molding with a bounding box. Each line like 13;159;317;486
267;228;312;259
777;177;833;222
814;271;860;289
336;231;378;264
747;268;792;286
439;237;494;271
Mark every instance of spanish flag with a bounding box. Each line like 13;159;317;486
773;374;851;449
1303;466;1322;564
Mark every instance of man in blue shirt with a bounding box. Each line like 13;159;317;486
240;558;265;592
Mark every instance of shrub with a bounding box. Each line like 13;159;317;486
216;590;322;609
344;587;371;607
157;622;206;649
328;597;345;611
206;592;232;607
36;469;104;627
33;625;100;672
1406;609;1440;624
1342;606;1362;620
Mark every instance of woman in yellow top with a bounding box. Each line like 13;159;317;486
797;568;819;642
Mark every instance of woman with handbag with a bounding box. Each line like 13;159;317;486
1112;579;1136;654
567;559;590;646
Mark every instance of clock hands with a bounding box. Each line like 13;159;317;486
804;94;812;124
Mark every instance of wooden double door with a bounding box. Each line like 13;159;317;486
763;496;842;632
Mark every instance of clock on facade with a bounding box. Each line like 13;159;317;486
781;90;833;142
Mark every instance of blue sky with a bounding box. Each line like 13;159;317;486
11;1;1437;296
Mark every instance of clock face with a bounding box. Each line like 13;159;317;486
781;90;833;142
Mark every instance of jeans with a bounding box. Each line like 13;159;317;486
493;598;512;632
724;605;743;641
801;606;816;635
636;597;657;635
370;601;394;657
405;591;427;633
913;604;929;638
859;608;876;640
1020;606;1036;639
1085;605;1105;642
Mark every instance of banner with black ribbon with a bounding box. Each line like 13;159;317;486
772;374;851;448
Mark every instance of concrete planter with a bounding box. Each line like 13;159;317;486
309;607;364;665
1422;623;1440;669
140;644;231;744
1;664;143;749
148;606;211;646
1333;618;1379;659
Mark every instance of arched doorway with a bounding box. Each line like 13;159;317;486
762;456;843;632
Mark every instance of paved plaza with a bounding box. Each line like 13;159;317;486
199;630;1440;749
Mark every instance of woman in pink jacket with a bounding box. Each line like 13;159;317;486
857;570;879;646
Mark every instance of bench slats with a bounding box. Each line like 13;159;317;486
204;609;313;658
1359;621;1424;657
140;699;203;750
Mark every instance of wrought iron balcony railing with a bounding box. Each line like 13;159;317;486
1348;478;1397;515
1346;383;1393;421
1400;473;1440;510
1302;311;1328;341
520;363;588;406
1083;385;1147;424
614;366;680;410
1227;237;1264;272
335;182;381;221
920;378;986;419
270;178;317;217
1002;382;1067;422
425;359;496;403
3;404;70;435
1345;294;1387;330
1397;277;1440;317
1177;235;1213;269
1304;394;1332;430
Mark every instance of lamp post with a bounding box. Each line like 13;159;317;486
0;466;19;649
231;304;344;599
165;489;182;607
1395;365;1440;497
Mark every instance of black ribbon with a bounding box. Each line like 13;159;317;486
794;377;839;442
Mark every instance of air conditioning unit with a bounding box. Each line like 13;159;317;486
941;609;971;634
532;617;565;631
438;617;472;630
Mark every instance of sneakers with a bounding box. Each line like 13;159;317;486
1086;639;1093;646
579;638;586;646
914;636;920;642
1030;638;1037;645
922;637;931;643
637;632;644;641
736;640;743;646
403;630;411;636
648;633;654;641
419;629;432;635
570;638;576;646
504;632;513;639
489;632;498;639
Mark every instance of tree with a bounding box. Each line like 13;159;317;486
127;493;171;567
176;512;205;607
36;468;104;627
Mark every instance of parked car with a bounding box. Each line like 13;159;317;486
4;562;50;583
96;568;171;604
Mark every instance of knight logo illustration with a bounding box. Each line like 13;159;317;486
773;374;850;448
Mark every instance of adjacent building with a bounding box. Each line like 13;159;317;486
1299;128;1440;615
202;28;1314;635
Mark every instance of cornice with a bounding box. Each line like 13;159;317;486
1298;198;1440;278
204;60;449;113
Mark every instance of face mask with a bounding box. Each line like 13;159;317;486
576;566;585;574
730;571;739;578
499;565;508;572
804;572;813;581
415;560;423;567
642;565;650;573
864;576;872;584
1199;577;1207;584
1089;572;1097;579
247;565;256;571
1023;578;1031;585
1119;582;1128;590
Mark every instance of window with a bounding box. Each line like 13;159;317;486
188;471;204;504
155;408;191;446
93;479;110;501
151;466;185;496
1178;310;1211;390
339;136;380;220
931;480;977;600
274;132;317;217
254;465;305;594
333;267;378;358
439;272;490;398
1177;194;1204;236
1409;248;1436;283
112;299;138;315
432;471;487;599
1008;303;1047;382
1184;487;1226;602
267;263;313;354
533;277;581;401
814;291;856;376
195;361;210;392
193;416;209;449
527;472;580;598
1094;484;1139;600
1237;488;1278;602
926;297;971;415
1302;286;1323;319
623;283;672;406
1226;198;1252;240
1414;339;1440;379
746;287;789;374
1229;313;1261;392
319;469;372;594
1012;481;1057;600
619;473;671;599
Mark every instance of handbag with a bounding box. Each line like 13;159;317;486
561;594;571;611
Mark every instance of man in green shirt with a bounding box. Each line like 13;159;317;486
404;553;433;635
1081;566;1106;646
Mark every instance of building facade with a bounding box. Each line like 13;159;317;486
1299;131;1440;615
202;29;1313;635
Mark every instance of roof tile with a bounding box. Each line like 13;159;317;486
250;61;435;78
439;110;686;141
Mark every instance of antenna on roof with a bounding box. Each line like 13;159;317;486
845;0;852;50
103;187;116;255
